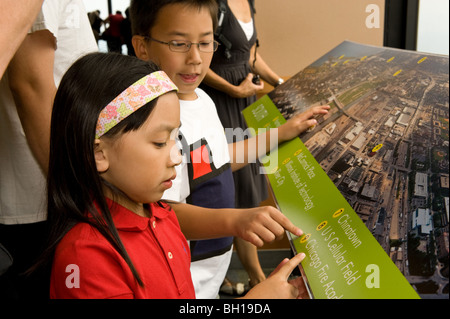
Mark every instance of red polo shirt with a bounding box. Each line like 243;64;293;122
50;201;195;299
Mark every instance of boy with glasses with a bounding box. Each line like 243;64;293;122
130;0;328;299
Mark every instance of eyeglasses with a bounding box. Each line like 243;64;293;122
144;37;219;53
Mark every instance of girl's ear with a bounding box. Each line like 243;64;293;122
94;139;109;173
132;35;150;61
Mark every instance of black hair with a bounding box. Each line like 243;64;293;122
32;53;163;287
130;0;218;37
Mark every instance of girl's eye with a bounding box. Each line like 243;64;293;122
153;142;167;148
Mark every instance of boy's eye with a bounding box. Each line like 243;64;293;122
170;41;188;49
166;40;217;53
199;42;212;49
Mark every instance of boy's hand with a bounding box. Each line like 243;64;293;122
242;253;308;299
234;206;303;247
278;104;330;142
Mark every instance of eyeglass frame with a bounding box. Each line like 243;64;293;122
143;36;220;53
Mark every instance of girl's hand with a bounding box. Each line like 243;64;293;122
230;73;264;98
278;105;330;142
233;206;303;247
242;253;308;299
274;258;310;299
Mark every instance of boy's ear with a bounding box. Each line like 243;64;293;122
132;35;150;61
94;139;109;173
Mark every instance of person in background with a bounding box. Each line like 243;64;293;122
0;0;97;300
121;7;135;56
200;0;288;293
103;10;124;53
0;0;43;77
0;0;43;278
88;10;104;44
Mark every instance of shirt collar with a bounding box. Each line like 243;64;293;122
105;198;170;232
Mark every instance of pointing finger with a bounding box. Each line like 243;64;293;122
274;253;306;281
270;210;303;237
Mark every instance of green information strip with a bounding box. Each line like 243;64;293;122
243;95;419;299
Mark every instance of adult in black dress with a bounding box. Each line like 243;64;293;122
202;0;284;209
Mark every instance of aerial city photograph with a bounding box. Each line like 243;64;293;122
268;41;449;298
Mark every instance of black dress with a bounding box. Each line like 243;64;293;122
201;0;268;208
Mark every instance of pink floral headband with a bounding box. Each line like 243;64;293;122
95;71;178;139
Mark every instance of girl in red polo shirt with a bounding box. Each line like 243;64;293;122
35;52;306;299
45;53;193;299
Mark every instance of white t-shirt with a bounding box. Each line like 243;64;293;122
163;88;235;299
0;0;98;224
